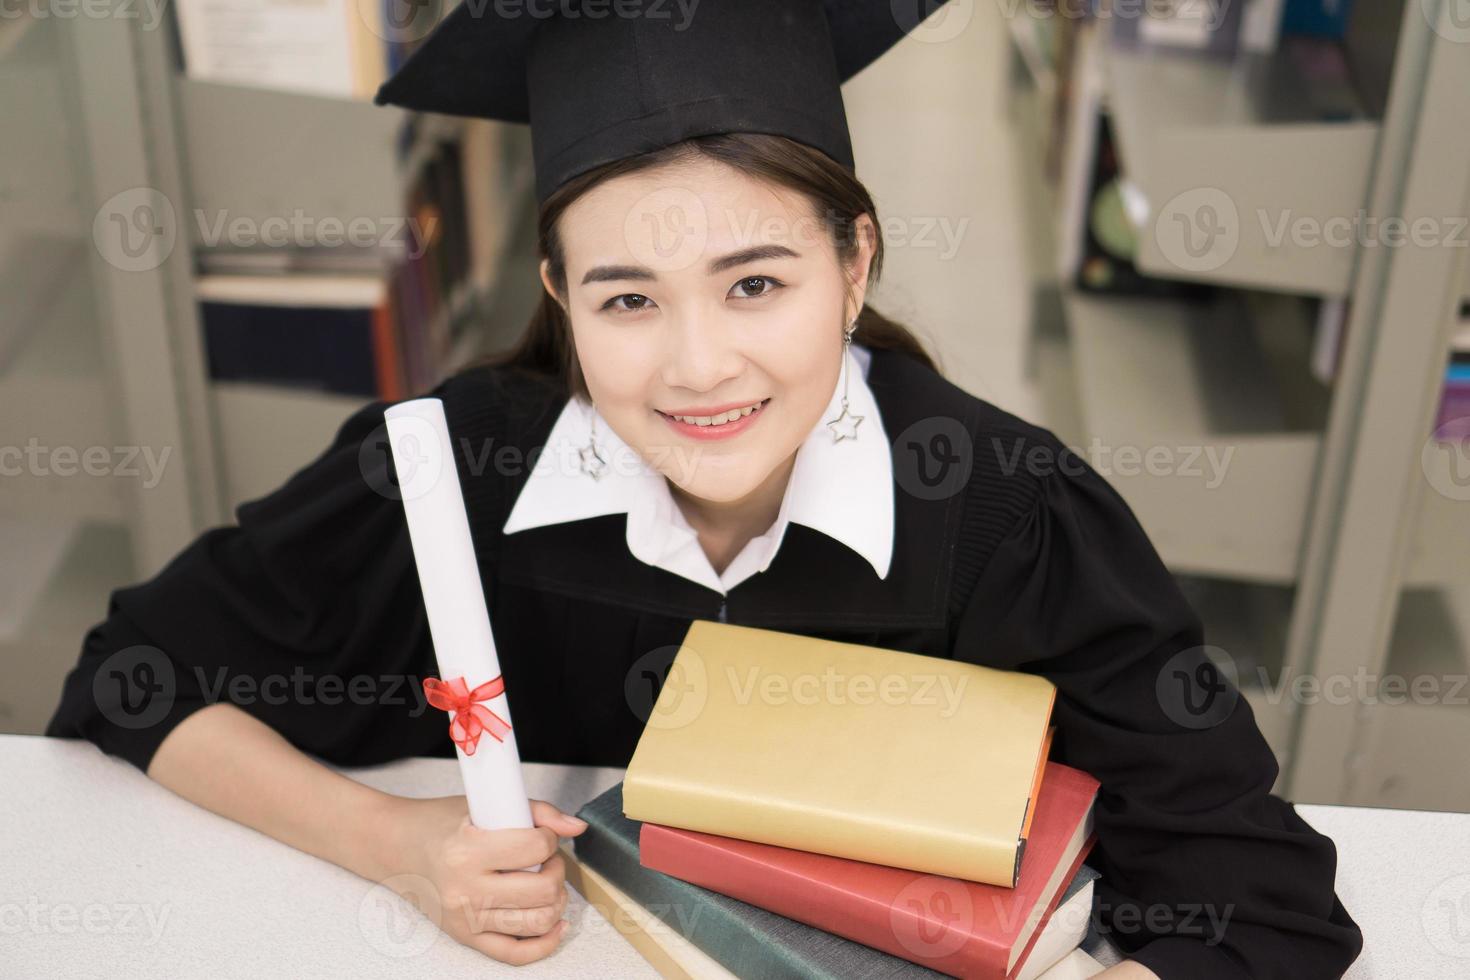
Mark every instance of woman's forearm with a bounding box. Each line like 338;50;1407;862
146;702;405;883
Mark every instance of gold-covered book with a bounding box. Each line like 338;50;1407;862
624;620;1057;887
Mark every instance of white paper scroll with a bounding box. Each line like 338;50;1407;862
383;398;538;870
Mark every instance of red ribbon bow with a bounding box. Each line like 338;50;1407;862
422;675;512;756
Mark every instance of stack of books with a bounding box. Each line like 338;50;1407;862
572;621;1104;979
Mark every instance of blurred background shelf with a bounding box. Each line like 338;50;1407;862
1175;574;1298;782
0;521;136;734
1102;43;1378;297
1352;584;1470;811
211;381;369;513
1062;289;1328;584
177;77;407;249
0;13;86;238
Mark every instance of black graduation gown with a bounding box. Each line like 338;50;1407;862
46;346;1363;979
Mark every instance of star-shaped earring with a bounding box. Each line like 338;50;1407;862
579;442;608;480
826;402;864;442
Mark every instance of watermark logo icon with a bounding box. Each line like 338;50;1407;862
624;184;709;274
1421;873;1470;959
626;645;708;730
93;187;176;273
893;416;973;501
1424;0;1470;45
890;0;973;45
1422;427;1470;501
1156;645;1239;730
359;874;442;959
889;876;974;959
93;645;175;730
360;417;446;502
1154;187;1239;273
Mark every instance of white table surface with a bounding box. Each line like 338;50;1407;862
2;734;1466;978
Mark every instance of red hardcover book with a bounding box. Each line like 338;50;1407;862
640;762;1099;979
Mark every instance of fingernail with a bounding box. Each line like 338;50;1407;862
568;816;588;830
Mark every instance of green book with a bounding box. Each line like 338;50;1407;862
574;782;1099;980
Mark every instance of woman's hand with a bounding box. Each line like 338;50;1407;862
384;795;590;965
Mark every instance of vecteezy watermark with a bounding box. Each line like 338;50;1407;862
617;183;971;275
1156;646;1240;730
1154;187;1470;273
1421;873;1470;960
1154;187;1240;274
572;892;707;942
893;415;974;502
892;0;975;44
192;209;437;258
627;646;710;731
1091;900;1235;946
358;419;709;503
192;667;435;716
1422;0;1470;46
93;645;177;730
93;187;437;273
92;645;437;729
889;875;976;959
0;898;171;943
719;206;970;261
360;873;443;959
0;0;169;32
992;436;1236;490
725;664;969;716
364;0;703;47
1422;427;1470;501
625;646;969;730
0;439;171;489
93;187;177;273
1251;666;1469;708
1258;210;1470;251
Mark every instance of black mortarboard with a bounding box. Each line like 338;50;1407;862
374;0;952;205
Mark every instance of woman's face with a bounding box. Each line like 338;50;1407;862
541;156;875;504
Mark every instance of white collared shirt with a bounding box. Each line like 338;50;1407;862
501;343;894;595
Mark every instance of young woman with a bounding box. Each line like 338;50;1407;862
47;1;1363;976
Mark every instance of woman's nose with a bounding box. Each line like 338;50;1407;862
660;312;745;393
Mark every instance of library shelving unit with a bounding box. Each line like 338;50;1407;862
1006;3;1470;809
0;10;536;734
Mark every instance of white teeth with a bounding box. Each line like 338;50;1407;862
671;402;762;426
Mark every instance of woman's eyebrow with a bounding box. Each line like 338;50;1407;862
580;243;799;286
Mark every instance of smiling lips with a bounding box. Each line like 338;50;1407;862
658;398;770;440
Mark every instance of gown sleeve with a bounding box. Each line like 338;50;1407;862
45;392;445;774
952;437;1364;980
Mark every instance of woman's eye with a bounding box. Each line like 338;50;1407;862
730;276;784;300
601;293;655;314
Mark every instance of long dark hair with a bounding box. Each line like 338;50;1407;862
469;132;940;400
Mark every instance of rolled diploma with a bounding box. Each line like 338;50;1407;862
383;398;538;870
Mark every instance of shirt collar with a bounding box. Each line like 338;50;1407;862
501;343;894;591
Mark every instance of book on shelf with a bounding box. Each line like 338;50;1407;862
1437;352;1470;440
196;273;402;400
575;782;1102;980
171;0;392;100
193;110;521;399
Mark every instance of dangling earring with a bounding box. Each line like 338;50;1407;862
825;316;864;443
579;402;608;479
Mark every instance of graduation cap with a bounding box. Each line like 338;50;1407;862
374;0;953;205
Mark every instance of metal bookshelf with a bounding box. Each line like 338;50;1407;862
1103;44;1379;296
1006;3;1470;809
0;6;540;737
